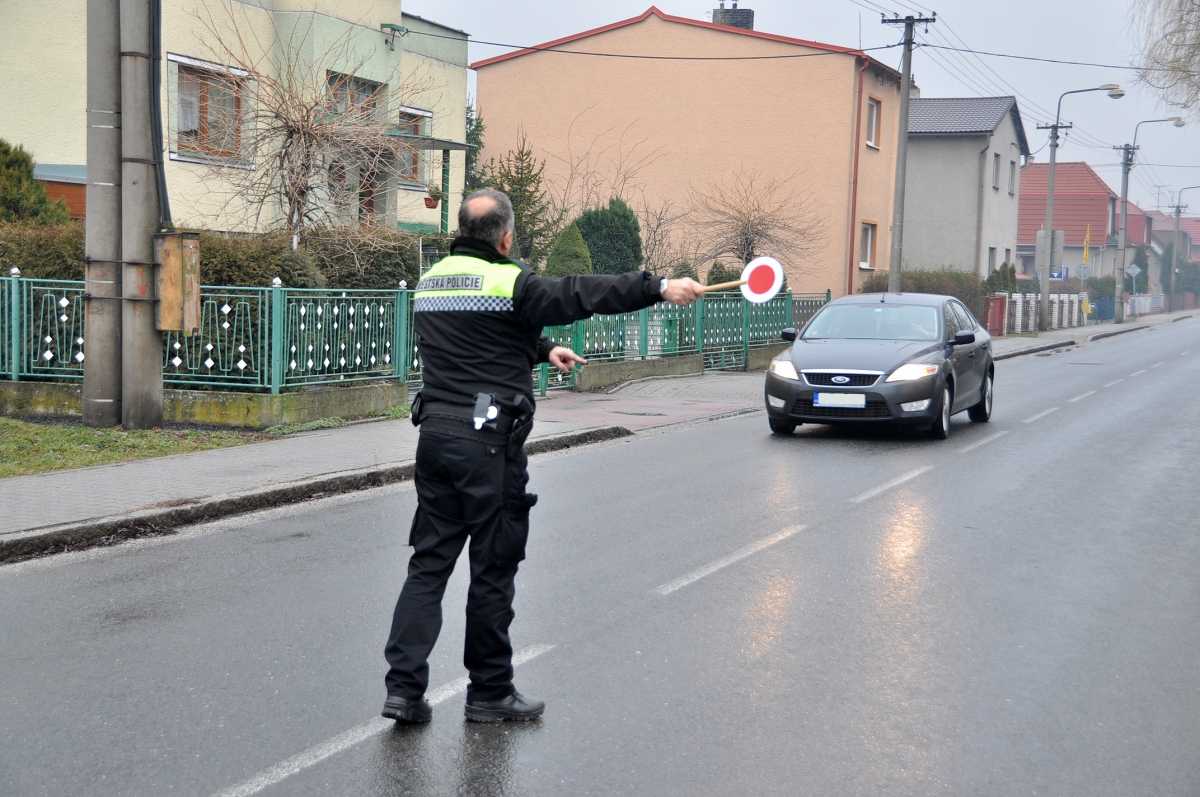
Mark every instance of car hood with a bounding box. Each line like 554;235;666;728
786;338;941;374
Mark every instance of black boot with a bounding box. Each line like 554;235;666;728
382;695;433;723
464;691;545;723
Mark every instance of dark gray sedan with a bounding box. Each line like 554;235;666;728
764;293;993;439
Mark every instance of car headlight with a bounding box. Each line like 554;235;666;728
769;359;799;380
885;362;940;382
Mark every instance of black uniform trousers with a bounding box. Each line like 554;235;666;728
384;428;535;702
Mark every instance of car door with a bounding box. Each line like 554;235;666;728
943;302;977;411
951;301;987;401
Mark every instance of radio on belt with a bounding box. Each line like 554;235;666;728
473;393;499;430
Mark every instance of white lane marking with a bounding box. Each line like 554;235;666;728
1152;362;1165;368
849;466;935;504
1023;407;1060;424
957;430;1008;453
654;526;805;595
210;644;556;797
1068;391;1096;403
1130;369;1147;377
1103;379;1125;388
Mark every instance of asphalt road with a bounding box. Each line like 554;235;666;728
3;320;1199;796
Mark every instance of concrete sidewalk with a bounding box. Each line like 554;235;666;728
0;372;767;560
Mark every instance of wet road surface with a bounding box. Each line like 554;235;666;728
3;320;1200;796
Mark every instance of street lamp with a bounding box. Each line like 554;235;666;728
1169;184;1200;307
1037;84;1125;331
1114;116;1187;322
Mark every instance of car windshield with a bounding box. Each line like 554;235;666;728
802;304;940;341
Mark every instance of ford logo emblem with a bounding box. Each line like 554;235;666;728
831;375;851;384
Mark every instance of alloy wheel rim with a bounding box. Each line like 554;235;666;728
985;377;993;414
942;389;951;431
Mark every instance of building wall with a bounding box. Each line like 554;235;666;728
0;0;466;237
902;135;983;271
978;111;1022;274
475;13;901;296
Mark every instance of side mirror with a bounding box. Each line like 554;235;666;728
781;327;797;342
953;330;976;346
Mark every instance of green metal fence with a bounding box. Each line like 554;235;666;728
2;273;828;393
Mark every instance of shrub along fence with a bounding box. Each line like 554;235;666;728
1;272;829;398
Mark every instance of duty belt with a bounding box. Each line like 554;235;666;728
419;400;514;446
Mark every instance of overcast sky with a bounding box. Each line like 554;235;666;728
404;0;1200;213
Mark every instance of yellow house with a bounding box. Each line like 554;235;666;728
0;0;468;237
473;6;902;296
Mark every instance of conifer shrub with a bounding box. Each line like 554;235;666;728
0;139;69;225
575;198;643;275
542;224;593;277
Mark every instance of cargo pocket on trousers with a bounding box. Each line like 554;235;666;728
492;493;537;567
407;508;422;547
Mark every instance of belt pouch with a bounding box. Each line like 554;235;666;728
492;493;538;567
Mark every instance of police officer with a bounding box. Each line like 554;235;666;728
382;188;704;723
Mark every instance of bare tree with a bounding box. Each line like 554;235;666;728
187;4;432;247
1134;0;1200;112
686;171;824;280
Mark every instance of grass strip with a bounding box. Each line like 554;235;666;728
0;418;271;479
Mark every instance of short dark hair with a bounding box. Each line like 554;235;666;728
458;189;515;247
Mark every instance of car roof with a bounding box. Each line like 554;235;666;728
831;293;950;306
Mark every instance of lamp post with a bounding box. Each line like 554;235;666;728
1036;84;1125;331
1114;117;1186;322
1171;185;1200;307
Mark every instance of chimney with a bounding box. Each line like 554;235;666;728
713;1;754;30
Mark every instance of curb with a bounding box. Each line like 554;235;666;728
0;425;633;564
994;340;1076;361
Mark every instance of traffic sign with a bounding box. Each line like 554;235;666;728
1126;265;1142;277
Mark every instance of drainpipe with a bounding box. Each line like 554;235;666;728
847;57;869;296
974;134;992;276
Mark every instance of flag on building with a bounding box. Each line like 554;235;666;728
1082;224;1091;265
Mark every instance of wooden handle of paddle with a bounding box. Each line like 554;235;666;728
704;280;746;291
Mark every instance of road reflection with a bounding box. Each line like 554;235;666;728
878;499;926;601
737;572;797;660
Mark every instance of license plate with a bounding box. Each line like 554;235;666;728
814;392;866;408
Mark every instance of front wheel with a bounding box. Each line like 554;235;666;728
968;373;993;422
769;418;798;435
926;386;952;440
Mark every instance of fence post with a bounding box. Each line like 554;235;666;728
538;362;549;397
9;268;20;381
825;288;832;304
394;283;408;385
694;297;705;355
785;291;794;329
269;278;284;395
571;321;584;390
741;297;750;368
639;307;648;360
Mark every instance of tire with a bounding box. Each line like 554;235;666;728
769;418;798;435
968;373;993;423
926;386;952;440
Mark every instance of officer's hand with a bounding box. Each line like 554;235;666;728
549;346;587;373
662;278;705;307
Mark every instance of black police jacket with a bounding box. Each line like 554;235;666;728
414;237;665;407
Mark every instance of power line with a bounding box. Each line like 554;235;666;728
918;43;1181;73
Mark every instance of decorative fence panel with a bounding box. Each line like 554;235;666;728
1;276;829;395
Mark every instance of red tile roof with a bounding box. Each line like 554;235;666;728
1018;162;1128;247
469;6;884;70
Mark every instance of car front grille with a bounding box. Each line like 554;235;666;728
791;392;893;419
803;372;880;387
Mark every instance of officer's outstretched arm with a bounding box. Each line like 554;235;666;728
513;270;663;328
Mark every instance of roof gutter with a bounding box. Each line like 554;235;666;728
847;57;869;296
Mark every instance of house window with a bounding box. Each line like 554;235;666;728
992;153;1001;189
1108;197;1117;234
988;247;997;274
326;73;380;117
394;108;432;183
1004;247;1011;265
1008;160;1017;195
866;99;881;148
178;66;242;156
860;223;877;269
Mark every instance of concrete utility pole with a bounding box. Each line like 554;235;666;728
1036;85;1124;331
1173;185;1200;304
882;12;935;293
83;0;123;427
1114;117;1184;323
120;0;164;428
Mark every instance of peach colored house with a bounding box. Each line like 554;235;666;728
472;6;901;296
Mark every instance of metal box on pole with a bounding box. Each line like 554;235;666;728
153;232;200;335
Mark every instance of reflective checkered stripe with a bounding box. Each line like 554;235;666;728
414;254;520;313
413;296;514;313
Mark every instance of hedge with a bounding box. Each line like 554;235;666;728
858;269;986;319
